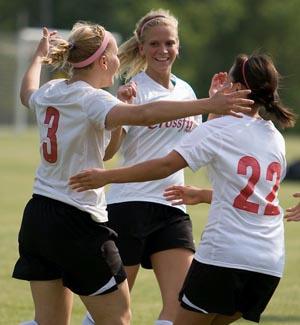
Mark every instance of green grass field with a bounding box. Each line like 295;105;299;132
0;128;299;325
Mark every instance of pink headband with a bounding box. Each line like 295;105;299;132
140;15;166;37
242;58;251;89
72;31;110;68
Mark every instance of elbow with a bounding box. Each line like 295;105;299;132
159;161;175;179
20;91;30;108
103;154;112;161
20;94;27;107
103;151;114;161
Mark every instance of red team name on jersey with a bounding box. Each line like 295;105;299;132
148;117;196;132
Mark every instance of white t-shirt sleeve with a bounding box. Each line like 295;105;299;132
84;89;121;130
174;124;221;172
28;91;37;110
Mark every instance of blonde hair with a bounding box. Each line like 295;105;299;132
118;9;179;81
43;21;107;73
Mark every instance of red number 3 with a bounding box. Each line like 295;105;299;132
42;107;60;163
233;156;281;216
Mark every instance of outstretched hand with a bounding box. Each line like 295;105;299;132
69;168;108;192
117;81;137;103
164;185;211;206
284;193;300;221
209;72;229;98
209;85;253;118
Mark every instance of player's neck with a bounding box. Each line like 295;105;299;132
67;72;107;89
243;105;261;119
145;69;173;90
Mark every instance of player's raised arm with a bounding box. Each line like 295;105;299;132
20;28;57;108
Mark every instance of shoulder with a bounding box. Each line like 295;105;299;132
265;121;286;147
35;78;65;93
201;115;235;131
29;79;66;105
183;118;225;144
172;75;195;92
172;75;197;99
131;72;158;103
84;88;121;106
131;72;148;86
192;116;247;141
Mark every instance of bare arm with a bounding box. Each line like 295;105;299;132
103;127;126;161
284;193;300;222
69;151;188;192
105;86;253;130
164;185;212;205
20;28;56;108
103;81;137;160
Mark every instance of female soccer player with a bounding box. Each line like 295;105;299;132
14;22;252;325
83;9;207;325
70;53;296;324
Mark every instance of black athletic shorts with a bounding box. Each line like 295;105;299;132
179;259;280;323
107;201;195;269
13;194;126;296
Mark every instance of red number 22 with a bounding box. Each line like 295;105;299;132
233;156;281;216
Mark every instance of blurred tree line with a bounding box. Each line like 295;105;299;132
1;0;299;132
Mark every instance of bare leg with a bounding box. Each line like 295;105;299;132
80;280;131;325
82;266;138;324
151;248;193;322
211;312;242;325
30;279;73;325
174;306;216;325
124;264;140;291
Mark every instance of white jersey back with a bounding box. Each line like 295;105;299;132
29;79;121;222
107;72;201;211
175;115;286;277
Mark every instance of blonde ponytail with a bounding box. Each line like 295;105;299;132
42;21;107;73
118;36;146;81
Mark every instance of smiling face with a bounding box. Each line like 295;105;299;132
139;24;179;79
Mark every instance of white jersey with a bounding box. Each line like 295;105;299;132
107;71;201;211
29;79;121;222
175;115;286;277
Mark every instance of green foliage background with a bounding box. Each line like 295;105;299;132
1;0;300;132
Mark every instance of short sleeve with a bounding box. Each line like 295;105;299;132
28;90;38;111
174;123;221;172
84;89;121;130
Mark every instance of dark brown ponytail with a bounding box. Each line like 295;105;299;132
230;54;296;129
